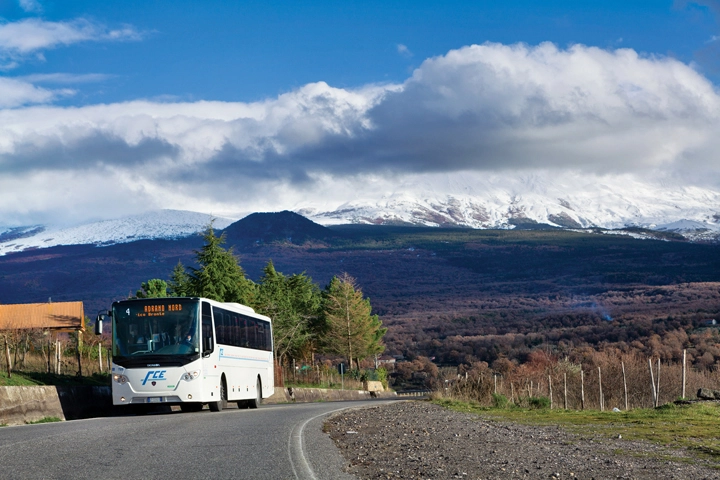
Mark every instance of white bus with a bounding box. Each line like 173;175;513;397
97;297;274;412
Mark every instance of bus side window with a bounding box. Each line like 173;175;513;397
239;317;247;347
202;301;214;353
232;315;239;347
257;323;265;350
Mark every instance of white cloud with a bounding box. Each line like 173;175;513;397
20;72;113;84
1;42;720;225
18;0;43;14
397;43;412;57
0;18;142;67
0;76;69;107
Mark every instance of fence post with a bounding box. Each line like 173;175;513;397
563;373;567;410
510;382;515;404
656;358;661;406
494;374;497;394
621;361;628;411
76;330;83;377
648;358;657;408
3;335;11;379
580;370;585;410
598;367;603;412
682;349;687;400
548;374;553;409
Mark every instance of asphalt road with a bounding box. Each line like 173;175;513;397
0;400;393;480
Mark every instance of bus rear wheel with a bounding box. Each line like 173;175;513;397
209;378;228;412
248;377;262;409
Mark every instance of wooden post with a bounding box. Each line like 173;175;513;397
55;339;60;375
598;367;603;412
4;334;12;379
648;358;657;408
510;382;515;403
656;358;661;407
621;361;628;411
46;336;52;373
548;374;553;409
76;330;83;377
529;380;533;398
580;370;585;410
494;375;497;394
682;349;687;400
563;372;567;410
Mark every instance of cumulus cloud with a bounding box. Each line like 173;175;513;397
0;18;142;68
1;42;720;224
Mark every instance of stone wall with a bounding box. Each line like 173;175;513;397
0;386;396;425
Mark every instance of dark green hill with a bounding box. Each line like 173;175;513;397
221;210;335;247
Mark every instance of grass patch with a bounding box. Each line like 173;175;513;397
26;416;62;424
0;371;110;387
434;399;720;461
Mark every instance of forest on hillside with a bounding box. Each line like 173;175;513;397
2;223;720;374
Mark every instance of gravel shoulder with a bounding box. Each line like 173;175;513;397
326;401;720;479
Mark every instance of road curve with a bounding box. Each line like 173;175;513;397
0;400;395;480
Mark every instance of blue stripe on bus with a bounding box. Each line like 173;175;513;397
219;353;270;362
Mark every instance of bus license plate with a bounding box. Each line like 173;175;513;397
147;397;162;403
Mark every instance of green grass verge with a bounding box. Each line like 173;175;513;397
26;417;62;424
434;399;720;461
0;371;110;386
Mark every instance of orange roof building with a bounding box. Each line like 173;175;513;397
0;302;85;332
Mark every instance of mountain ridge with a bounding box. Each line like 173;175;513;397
3;172;720;257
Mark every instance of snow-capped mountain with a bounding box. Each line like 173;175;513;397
0;210;234;256
3;173;720;257
299;172;720;238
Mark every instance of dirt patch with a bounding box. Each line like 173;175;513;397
326;401;720;479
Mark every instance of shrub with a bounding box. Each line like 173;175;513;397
529;396;551;409
492;392;509;408
376;367;388;389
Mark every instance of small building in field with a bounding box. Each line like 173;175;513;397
0;301;85;375
0;302;85;333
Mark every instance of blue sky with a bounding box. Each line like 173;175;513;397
1;0;720;226
2;0;718;104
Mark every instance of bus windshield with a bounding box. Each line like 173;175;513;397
112;298;200;358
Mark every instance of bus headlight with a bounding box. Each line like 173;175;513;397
182;371;200;382
113;374;128;384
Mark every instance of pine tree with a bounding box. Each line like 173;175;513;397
320;273;386;369
168;261;192;296
254;261;320;365
188;224;255;303
136;279;168;298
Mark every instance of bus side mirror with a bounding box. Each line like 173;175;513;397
203;336;213;355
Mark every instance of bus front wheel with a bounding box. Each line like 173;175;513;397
248;377;262;409
209;378;228;412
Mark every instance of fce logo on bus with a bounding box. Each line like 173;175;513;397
142;370;167;385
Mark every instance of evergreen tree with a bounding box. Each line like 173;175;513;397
136;279;168;298
254;261;320;365
188;224;255;303
168;261;192;296
319;273;386;369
